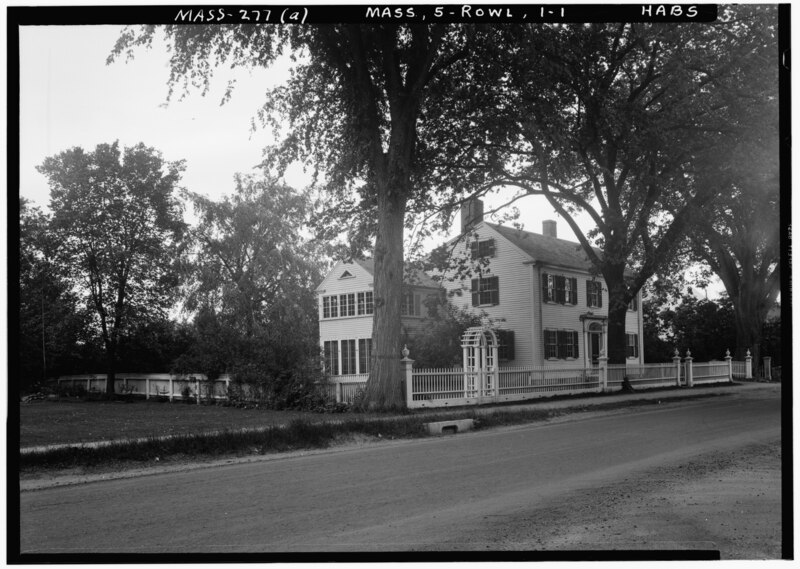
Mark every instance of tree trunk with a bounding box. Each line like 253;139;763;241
105;350;117;395
733;310;763;379
604;269;630;365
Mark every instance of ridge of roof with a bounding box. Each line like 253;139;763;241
485;222;603;273
350;258;439;288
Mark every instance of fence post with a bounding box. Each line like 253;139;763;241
725;349;733;383
685;349;694;388
598;351;608;392
196;377;201;405
673;349;682;387
169;376;174;402
335;382;343;404
146;377;151;399
763;356;772;381
401;345;414;406
745;349;753;379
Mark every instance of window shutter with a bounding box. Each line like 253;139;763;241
598;284;603;308
556;276;565;304
571;278;578;304
471;242;479;260
491;276;500;305
471;279;479;306
572;331;579;358
487;239;496;258
557;330;566;358
586;281;591;307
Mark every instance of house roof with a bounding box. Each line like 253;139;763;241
486;223;603;273
352;258;439;288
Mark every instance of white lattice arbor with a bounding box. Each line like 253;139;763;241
461;326;500;397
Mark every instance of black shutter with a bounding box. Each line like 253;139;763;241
491;276;499;305
570;278;578;304
487;239;496;258
470;241;479;259
471;279;479;306
598;284;603;308
572;331;579;358
557;330;566;358
556;276;565;304
586;280;591;307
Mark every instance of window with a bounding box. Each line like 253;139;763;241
339;293;355;317
470;238;496;259
322;296;331;319
358;338;372;374
586;280;603;308
626;333;639;358
544;329;579;359
471;276;500;306
401;292;422;316
341;339;357;374
542;273;577;304
339;270;354;279
357;291;374;315
628;296;638;311
497;330;515;361
323;341;339;375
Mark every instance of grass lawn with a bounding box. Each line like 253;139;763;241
18;398;369;448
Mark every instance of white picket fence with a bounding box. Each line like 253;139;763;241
56;373;232;402
403;352;739;409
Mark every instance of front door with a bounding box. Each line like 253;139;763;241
588;332;602;365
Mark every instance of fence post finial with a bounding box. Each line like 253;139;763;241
402;345;410;359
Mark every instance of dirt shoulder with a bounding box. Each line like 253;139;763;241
472;439;783;559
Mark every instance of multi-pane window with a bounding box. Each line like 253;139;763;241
358;338;372;374
626;333;639;358
339;293;356;317
323;341;339;375
357;291;374;315
628;296;639;311
470;238;496;259
341;339;357;375
401;292;422;316
323;291;373;319
542;273;578;304
471;276;500;306
586;280;603;308
544;329;579;359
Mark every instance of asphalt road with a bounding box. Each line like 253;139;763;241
19;391;781;554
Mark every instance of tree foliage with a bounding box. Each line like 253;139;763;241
110;24;506;409
18;198;90;389
427;8;778;364
37;141;186;394
173;175;326;408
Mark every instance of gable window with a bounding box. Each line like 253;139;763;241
544;328;579;359
542;273;577;305
626;333;639;358
358;338;372;374
471;276;500;306
357;291;374;315
323;340;339;375
471;238;496;259
586;280;603;308
339;270;354;279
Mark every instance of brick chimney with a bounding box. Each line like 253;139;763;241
461;198;484;233
543;219;557;238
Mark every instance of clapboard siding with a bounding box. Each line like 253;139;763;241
442;224;535;365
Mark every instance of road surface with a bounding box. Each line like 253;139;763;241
19;390;781;554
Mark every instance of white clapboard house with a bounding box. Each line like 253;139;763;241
317;200;644;380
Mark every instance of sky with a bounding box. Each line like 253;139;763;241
17;24;597;248
15;21;732;300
